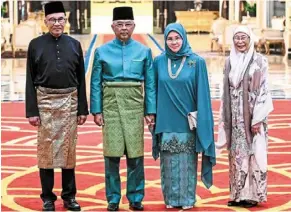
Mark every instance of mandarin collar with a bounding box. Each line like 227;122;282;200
113;37;133;46
47;32;63;41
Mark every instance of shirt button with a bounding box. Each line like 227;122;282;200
57;51;59;53
57;45;59;47
58;58;60;60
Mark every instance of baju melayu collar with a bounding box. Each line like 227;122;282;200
113;37;133;46
48;32;63;40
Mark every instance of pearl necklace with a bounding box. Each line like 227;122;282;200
167;56;186;79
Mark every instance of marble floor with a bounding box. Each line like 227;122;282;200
1;34;291;102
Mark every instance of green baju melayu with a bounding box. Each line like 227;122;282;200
90;38;156;204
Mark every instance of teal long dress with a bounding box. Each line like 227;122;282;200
153;23;216;207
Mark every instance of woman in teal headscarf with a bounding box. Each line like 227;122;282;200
152;23;216;209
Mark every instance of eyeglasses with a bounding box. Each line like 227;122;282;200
114;21;134;29
47;17;66;25
166;37;182;44
233;35;249;42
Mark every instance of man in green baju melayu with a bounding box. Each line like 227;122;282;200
90;6;156;211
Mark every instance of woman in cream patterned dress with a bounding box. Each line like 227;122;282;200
216;25;274;208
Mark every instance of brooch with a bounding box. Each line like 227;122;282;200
188;60;196;68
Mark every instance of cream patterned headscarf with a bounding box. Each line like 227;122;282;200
229;26;255;88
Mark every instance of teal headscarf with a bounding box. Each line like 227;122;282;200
164;23;192;60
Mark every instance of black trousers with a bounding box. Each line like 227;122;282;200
39;168;76;202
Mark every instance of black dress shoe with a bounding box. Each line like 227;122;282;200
241;200;258;208
129;202;144;211
42;200;55;211
227;201;241;207
107;203;119;211
63;199;81;211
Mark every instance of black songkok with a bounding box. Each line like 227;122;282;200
113;6;134;21
44;1;65;17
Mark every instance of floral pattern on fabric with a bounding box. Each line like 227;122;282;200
37;87;78;169
160;132;195;154
102;83;145;158
228;54;269;202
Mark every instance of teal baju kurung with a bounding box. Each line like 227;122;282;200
160;132;198;207
152;23;216;207
90;38;156;204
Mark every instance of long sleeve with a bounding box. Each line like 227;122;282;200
251;57;273;125
90;48;103;114
144;49;156;114
216;59;230;153
250;56;271;173
195;58;216;189
76;42;89;116
153;57;159;92
25;41;39;118
196;58;214;151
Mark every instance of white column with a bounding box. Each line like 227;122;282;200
156;8;160;27
266;0;274;28
13;0;17;26
12;0;18;57
229;0;235;21
256;0;267;29
263;0;267;28
9;0;13;29
286;1;290;30
84;9;88;29
234;0;240;22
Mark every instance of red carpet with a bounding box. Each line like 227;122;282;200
1;100;291;211
2;34;291;211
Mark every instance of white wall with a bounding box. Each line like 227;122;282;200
91;16;153;34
